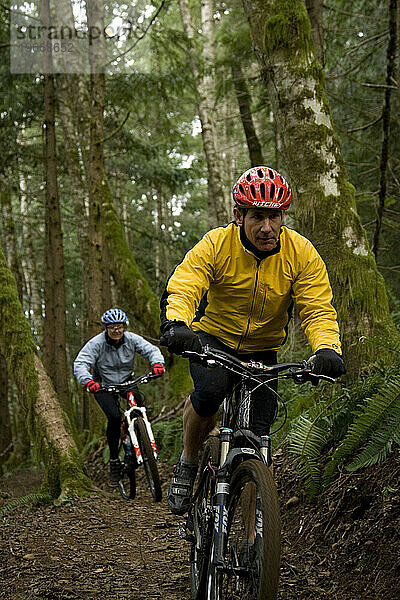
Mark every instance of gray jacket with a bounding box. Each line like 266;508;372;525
73;331;165;386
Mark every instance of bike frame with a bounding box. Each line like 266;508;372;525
124;391;158;465
181;346;334;585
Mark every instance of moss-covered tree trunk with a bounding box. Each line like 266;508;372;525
0;244;91;498
0;352;12;469
242;0;399;373
1;186;25;300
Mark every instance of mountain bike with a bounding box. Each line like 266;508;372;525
98;372;163;502
178;345;334;600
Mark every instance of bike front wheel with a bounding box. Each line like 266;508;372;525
135;416;162;502
190;435;219;599
208;459;280;600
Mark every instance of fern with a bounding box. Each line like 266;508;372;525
0;492;51;517
325;374;400;476
287;414;326;496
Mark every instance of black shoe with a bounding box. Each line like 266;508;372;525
109;458;123;485
167;461;198;515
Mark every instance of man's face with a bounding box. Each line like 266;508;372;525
234;207;284;252
106;324;125;341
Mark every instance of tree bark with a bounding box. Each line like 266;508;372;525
179;0;229;227
0;186;25;300
372;0;397;258
0;352;12;469
305;0;324;65
41;0;70;413
242;0;399;373
0;244;91;498
231;62;264;166
86;0;112;335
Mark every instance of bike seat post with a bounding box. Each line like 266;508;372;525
219;427;233;467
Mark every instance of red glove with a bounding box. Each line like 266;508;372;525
152;363;165;376
85;379;101;393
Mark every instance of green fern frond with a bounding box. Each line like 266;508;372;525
326;374;400;474
346;391;400;471
0;492;51;517
287;414;326;496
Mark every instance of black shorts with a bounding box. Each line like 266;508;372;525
189;331;278;436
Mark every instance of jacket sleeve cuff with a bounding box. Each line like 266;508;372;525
160;320;188;333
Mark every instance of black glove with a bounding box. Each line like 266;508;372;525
308;349;346;378
160;323;203;355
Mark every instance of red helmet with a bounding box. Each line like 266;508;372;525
232;166;292;210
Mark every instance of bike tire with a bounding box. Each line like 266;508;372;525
190;436;219;600
135;417;162;502
118;455;137;500
207;459;280;600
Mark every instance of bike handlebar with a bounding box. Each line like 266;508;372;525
96;372;163;394
182;345;335;384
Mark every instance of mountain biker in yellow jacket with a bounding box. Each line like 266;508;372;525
160;166;346;515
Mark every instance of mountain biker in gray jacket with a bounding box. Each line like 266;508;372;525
74;308;165;484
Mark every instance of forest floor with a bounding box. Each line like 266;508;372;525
0;446;399;600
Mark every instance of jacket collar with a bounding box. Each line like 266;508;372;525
105;331;125;348
238;223;282;260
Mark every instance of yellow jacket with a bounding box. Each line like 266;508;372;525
161;222;341;354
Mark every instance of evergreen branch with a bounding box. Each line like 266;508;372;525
361;83;397;90
101;111;130;144
347;114;383;134
103;0;168;68
345;30;389;56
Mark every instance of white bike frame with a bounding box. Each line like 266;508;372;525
125;391;158;465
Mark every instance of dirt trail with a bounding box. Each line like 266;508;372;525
1;452;399;600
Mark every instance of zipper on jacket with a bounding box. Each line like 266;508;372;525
236;259;261;352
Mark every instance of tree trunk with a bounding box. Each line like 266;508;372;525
0;352;12;469
0;186;25;300
242;0;399;373
372;0;397;258
86;0;112;335
179;0;229;227
231;62;264;166
17;138;43;341
41;0;70;413
56;74;91;326
0;244;91;497
305;0;324;65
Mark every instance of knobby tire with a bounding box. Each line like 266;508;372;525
207;459;280;600
190;436;219;599
135;416;162;502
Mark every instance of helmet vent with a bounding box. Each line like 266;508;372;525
239;184;245;195
257;169;264;178
246;173;252;181
270;183;276;199
268;169;274;179
250;184;256;199
260;182;265;200
278;187;284;200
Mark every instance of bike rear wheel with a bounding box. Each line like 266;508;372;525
190;435;219;599
135;416;162;502
207;459;280;600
